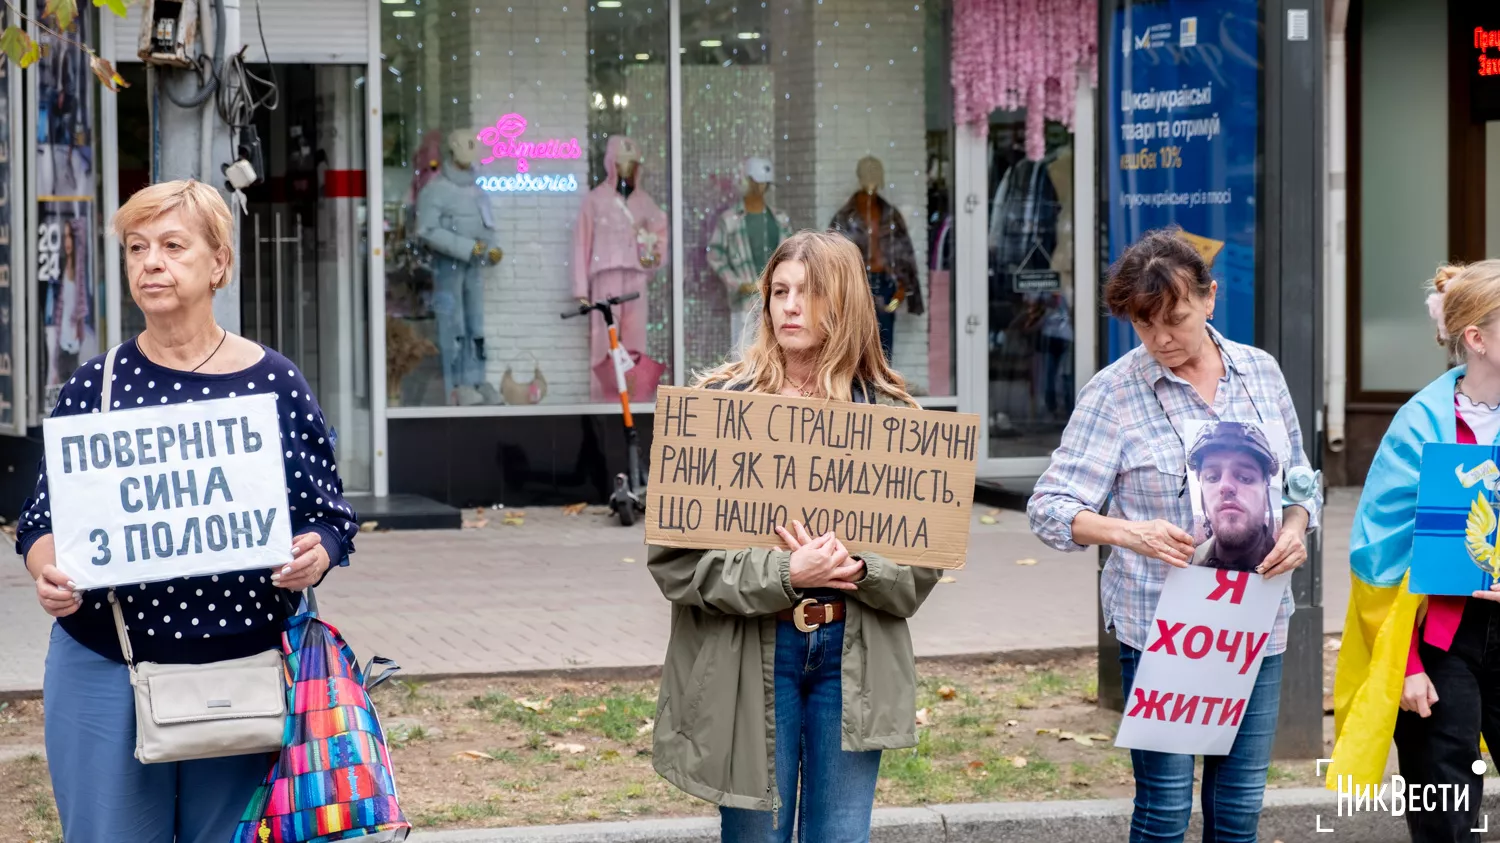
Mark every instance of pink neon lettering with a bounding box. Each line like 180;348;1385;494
477;113;583;172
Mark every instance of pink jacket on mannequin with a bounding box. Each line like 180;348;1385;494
571;135;670;300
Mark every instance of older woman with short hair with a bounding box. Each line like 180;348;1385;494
18;179;358;842
1027;228;1320;843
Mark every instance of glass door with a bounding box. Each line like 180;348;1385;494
240;64;372;492
958;88;1096;477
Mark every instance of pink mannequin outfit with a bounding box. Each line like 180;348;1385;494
571;136;669;402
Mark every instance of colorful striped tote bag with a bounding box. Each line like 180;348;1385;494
232;601;411;843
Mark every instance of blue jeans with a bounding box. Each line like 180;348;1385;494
868;271;897;361
430;255;487;394
720;619;883;842
1118;643;1283;843
43;623;273;842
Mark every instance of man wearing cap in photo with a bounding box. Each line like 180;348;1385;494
1188;421;1281;572
707;156;793;351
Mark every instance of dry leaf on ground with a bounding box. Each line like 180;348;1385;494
979;515;997;525
453;750;493;761
515;697;552;712
965;760;989;779
577;705;608;718
938;576;957;584
1087;733;1111;742
562;502;588;516
915;708;933;727
1011;756;1029;768
1072;736;1095;748
503;516;525;527
1005;719;1019;727
637;719;655;737
1015;558;1038;566
622;557;637;564
1324;637;1342;652
1036;728;1060;737
937;686;957;701
549;742;588;754
359;520;379;533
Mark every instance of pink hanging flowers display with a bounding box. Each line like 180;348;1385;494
951;0;1098;160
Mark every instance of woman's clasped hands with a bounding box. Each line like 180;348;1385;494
777;521;865;591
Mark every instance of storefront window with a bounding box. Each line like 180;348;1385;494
382;0;673;408
679;0;956;397
986;114;1075;458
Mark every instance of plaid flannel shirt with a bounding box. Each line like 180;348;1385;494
1027;326;1321;656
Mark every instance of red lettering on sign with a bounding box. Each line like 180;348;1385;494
1183;625;1213;659
1207;569;1249;604
1219;697;1247;726
1199;696;1224;725
1240;632;1269;675
1216;629;1245;663
1147;620;1185;655
1170;693;1200;724
1128;687;1171;720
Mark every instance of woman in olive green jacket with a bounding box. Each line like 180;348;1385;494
648;231;942;842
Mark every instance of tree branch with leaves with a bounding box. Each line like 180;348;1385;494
0;0;129;91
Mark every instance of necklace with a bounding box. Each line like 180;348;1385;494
143;327;229;373
787;375;816;398
1459;378;1500;412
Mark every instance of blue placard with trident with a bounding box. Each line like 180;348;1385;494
1412;443;1500;595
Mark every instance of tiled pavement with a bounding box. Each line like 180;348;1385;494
0;489;1357;694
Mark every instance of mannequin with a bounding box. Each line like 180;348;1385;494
706;156;792;351
829;155;923;360
572;135;669;401
1040;144;1074;418
415;129;504;406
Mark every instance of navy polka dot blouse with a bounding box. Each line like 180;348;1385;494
16;338;358;665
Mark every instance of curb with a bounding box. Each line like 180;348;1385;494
410;788;1500;843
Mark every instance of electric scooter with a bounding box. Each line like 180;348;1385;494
562;292;647;526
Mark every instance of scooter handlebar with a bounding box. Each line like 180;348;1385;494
561;291;642;319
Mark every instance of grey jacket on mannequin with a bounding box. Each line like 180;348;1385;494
416;161;497;261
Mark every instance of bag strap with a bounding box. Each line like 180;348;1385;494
101;347;133;670
107;589;137;671
99;343;121;412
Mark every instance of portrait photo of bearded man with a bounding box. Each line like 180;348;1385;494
1186;421;1281;572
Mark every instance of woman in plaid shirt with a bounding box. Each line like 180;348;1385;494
1028;229;1319;843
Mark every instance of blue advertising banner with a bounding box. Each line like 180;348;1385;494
1106;1;1261;362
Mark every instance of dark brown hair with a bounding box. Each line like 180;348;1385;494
1104;227;1214;324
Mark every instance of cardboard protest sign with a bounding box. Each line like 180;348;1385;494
646;386;980;569
44;394;293;590
1114;566;1286;756
1411;442;1500;596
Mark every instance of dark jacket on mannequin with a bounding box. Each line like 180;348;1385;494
829;194;924;316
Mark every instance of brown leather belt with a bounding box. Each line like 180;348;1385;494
776;598;845;632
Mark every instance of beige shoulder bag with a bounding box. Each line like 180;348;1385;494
99;343;288;764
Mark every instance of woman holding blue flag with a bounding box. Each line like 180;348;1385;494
1332;260;1500;841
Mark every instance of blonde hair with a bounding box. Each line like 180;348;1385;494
696;230;917;406
1428;260;1500;362
111;180;235;289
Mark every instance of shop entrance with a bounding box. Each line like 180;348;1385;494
956;88;1097;481
238;64;372;492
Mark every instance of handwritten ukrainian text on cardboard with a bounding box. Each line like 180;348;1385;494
646;386;980;569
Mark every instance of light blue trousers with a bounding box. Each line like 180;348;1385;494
43;622;273;843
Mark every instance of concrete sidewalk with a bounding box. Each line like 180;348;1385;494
0;489;1356;694
408;785;1433;843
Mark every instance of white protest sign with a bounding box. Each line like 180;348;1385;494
43;394;293;590
1114;565;1287;756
